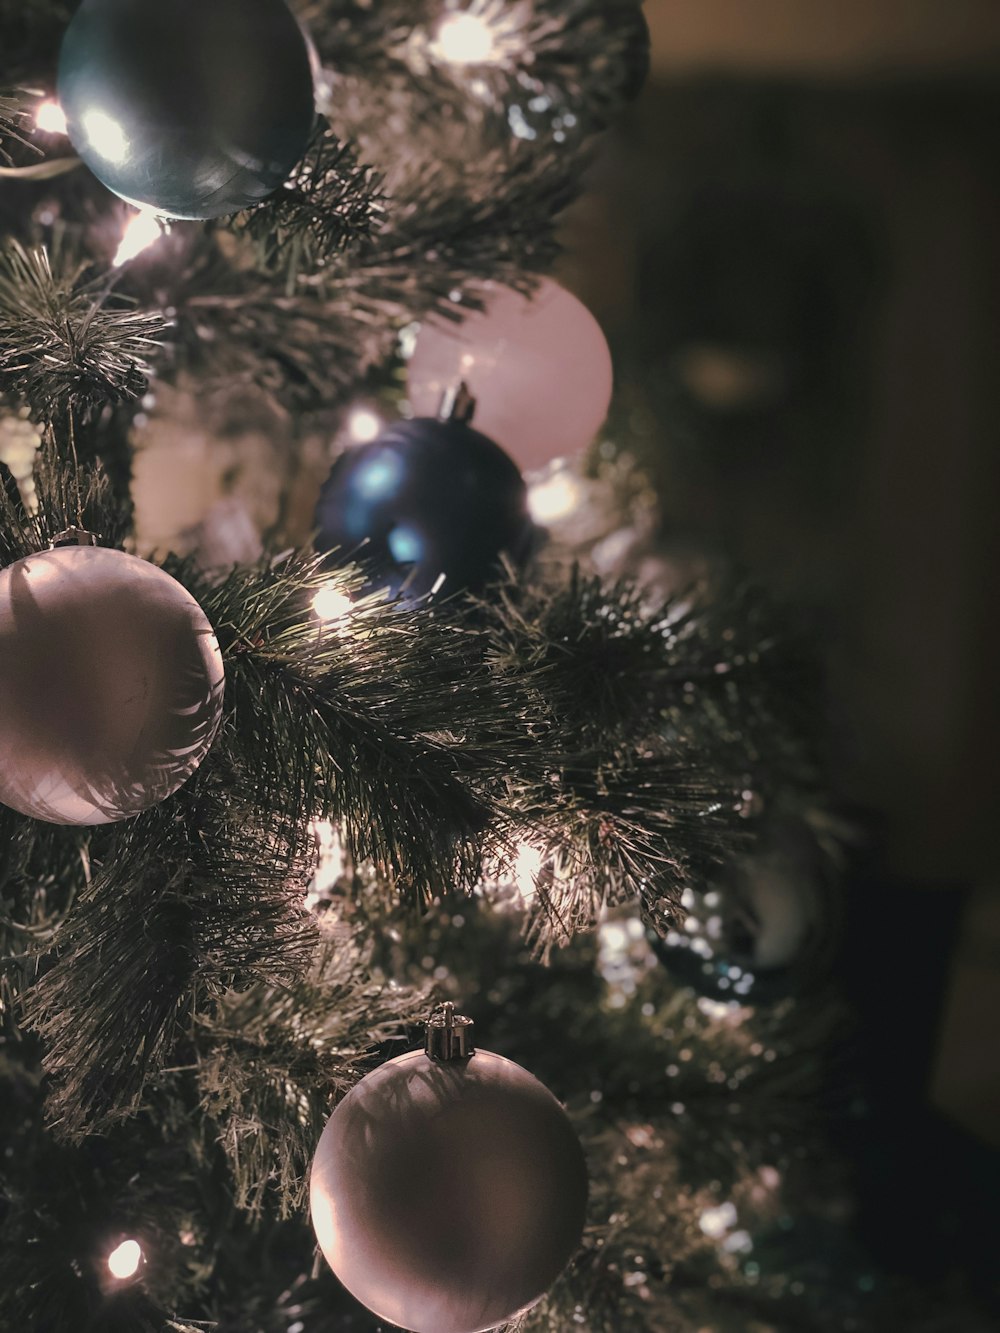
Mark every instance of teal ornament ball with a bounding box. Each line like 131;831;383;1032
57;0;315;219
310;1043;587;1333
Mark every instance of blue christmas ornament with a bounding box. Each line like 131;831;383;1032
57;0;315;219
315;387;532;603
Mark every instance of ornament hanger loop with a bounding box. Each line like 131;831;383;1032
425;1000;475;1061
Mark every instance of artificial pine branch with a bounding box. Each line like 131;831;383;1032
196;938;430;1216
22;781;317;1139
229;123;384;276
0;241;164;421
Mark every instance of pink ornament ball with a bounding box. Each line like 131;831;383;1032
407;278;613;472
310;1045;588;1333
0;544;225;824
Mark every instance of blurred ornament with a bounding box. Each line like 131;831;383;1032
407;279;613;471
314;385;532;602
57;0;315;219
649;814;843;1002
0;538;225;824
310;1004;587;1333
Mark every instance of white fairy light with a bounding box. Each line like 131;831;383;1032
307;818;346;908
347;407;382;444
35;101;67;135
107;1238;143;1279
432;12;499;66
113;209;164;267
513;842;543;900
698;1201;737;1240
527;470;581;523
312;582;353;623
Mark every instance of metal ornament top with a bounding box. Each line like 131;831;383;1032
437;380;477;425
425;1001;475;1062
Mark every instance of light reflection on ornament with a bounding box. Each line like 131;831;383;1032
81;108;129;164
36;100;68;134
107;1238;142;1279
312;582;353;623
432;12;499;66
113;209;164;267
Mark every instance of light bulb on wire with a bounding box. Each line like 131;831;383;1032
312;582;353;623
347;406;383;444
432;10;500;66
113;209;165;267
107;1238;143;1280
35;100;68;135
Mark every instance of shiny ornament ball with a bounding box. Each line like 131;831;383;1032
57;0;315;219
650;817;841;1003
407;279;613;471
314;416;532;602
310;1047;587;1333
0;545;225;824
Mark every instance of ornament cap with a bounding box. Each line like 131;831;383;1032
425;1001;475;1062
437;380;477;425
50;526;99;548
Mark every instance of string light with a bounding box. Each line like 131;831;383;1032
347;407;382;444
107;1238;143;1279
312;582;353;622
113;209;164;267
513;842;543;900
527;469;582;523
35;101;67;135
431;10;503;66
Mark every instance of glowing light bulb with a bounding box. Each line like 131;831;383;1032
107;1238;142;1279
312;582;353;622
36;101;67;135
347;407;382;443
81;109;129;164
699;1202;737;1240
514;842;543;900
527;470;581;523
432;12;498;66
113;209;164;267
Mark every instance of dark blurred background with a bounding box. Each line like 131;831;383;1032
559;0;1000;1159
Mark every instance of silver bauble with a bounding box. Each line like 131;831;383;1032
0;545;225;824
310;1043;588;1333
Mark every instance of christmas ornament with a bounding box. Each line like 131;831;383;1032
310;1004;587;1333
407;278;613;471
57;0;315;219
314;386;533;602
0;537;225;824
650;815;843;1003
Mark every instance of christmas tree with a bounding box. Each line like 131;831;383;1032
1;3;996;1331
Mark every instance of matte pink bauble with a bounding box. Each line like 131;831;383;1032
310;1042;587;1333
0;545;225;824
407;278;613;471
